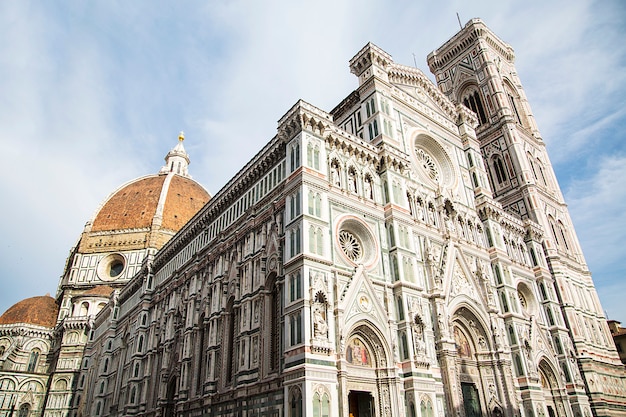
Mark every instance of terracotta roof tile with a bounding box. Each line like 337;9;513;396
0;296;58;328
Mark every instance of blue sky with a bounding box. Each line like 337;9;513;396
1;1;625;321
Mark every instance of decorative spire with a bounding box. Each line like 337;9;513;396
160;132;191;178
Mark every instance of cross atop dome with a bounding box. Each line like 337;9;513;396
160;131;191;178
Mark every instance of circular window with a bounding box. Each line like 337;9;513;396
335;216;379;269
97;254;126;281
412;134;457;189
415;148;440;182
339;230;363;262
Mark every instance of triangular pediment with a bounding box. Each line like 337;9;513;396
339;265;388;335
387;63;458;121
444;246;485;308
451;64;476;91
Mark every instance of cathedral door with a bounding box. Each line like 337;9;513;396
348;391;374;417
461;382;482;417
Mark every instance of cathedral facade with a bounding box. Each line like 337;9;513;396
1;18;625;417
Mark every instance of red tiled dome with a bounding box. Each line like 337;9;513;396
91;174;209;233
0;296;58;328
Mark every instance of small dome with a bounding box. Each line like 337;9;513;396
0;296;58;328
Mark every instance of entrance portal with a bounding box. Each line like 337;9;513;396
348;391;374;417
461;382;482;417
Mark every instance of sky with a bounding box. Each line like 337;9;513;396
0;1;625;321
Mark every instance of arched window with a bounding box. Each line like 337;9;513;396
492;155;507;184
103;358;109;373
316;227;324;256
312;392;330;417
290;142;300;172
307;142;320;170
130;386;136;404
54;379;67;391
503;80;525;126
289;386;303;417
508;325;517;345
27;349;40;372
514;354;525;376
399;331;410;360
500;291;509;312
420;398;435;417
557;221;570;251
18;404;30;417
134;362;140;378
462;89;487;125
137;335;144;353
79;302;89;316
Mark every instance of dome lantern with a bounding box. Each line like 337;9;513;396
160;131;191;178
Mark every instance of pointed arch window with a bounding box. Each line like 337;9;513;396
420;398;434;417
492;155;508;184
290;142;300;172
18;404;30;417
289;386;303;417
312;391;330;417
27;349;40;372
463;90;487;125
307;142;321;170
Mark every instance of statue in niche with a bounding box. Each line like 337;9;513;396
346;338;370;366
364;176;373;199
348;169;357;193
313;303;328;339
330;162;341;186
412;317;426;357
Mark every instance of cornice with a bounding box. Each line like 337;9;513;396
387;63;458;121
427;18;515;71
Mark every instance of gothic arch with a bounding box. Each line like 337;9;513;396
345;322;391;369
502;78;526;127
342;322;395;417
451;305;492;354
458;83;488;125
538;359;568;417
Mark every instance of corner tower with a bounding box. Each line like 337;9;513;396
428;18;626;416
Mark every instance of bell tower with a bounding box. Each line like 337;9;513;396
428;18;626;416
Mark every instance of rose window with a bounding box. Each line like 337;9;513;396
339;230;362;262
416;149;440;182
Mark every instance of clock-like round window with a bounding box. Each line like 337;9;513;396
339;230;363;262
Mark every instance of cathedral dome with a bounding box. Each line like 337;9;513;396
78;133;210;253
0;295;58;328
90;173;209;233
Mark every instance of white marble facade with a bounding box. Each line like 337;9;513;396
10;18;625;417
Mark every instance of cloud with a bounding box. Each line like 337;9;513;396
0;0;624;323
565;154;626;319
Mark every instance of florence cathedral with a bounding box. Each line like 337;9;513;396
1;18;625;417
